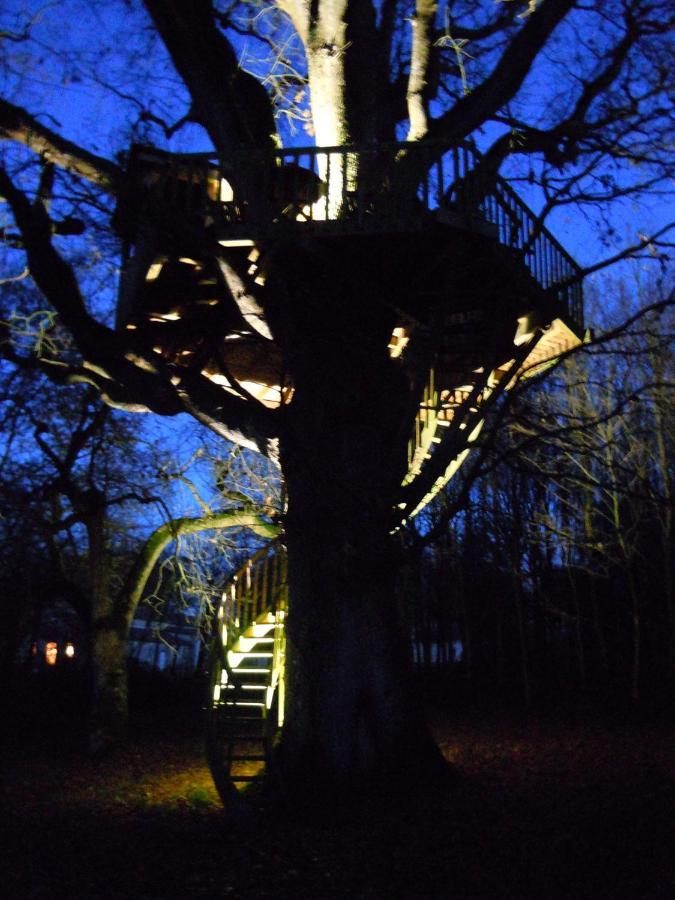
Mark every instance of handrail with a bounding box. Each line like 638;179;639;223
216;538;287;637
122;139;583;329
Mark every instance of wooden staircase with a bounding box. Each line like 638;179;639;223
206;542;287;798
399;313;583;523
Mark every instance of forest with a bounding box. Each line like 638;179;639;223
408;280;673;708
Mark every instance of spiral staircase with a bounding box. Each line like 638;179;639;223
205;542;287;797
114;139;585;796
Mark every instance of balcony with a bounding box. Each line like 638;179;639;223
116;140;583;331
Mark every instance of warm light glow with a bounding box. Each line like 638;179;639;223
467;420;484;443
388;326;410;359
219;178;234;203
218;238;255;248
238;381;284;409
514;314;537;346
145;261;164;281
294;204;312;221
45;642;58;666
309;198;328;221
203;371;231;387
64;642;75;659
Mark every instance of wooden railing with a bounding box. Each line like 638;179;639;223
216;539;288;637
122;140;583;329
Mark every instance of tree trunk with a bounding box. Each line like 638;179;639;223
90;621;129;752
87;509;129;753
269;245;449;799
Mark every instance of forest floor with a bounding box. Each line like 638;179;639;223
1;688;674;899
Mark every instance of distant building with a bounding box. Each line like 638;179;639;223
128;600;205;675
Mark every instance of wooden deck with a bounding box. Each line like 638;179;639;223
115;140;585;522
116;140;583;331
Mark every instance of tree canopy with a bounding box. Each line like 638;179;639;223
1;1;672;451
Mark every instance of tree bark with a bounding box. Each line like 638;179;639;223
266;244;449;799
87;507;129;752
90;620;130;753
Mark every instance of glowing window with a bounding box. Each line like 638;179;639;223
45;642;58;666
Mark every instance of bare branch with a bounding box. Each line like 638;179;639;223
578;224;674;279
0;99;121;192
0;166;279;455
121;510;281;622
142;0;277;153
427;0;575;145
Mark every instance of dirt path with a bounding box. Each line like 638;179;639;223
2;706;674;898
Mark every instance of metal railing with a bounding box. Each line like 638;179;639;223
123;140;583;328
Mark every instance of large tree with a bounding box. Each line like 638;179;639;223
1;0;672;798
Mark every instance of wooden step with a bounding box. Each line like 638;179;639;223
232;635;274;652
223;699;265;707
228;650;273;668
244;622;277;638
232;667;271;675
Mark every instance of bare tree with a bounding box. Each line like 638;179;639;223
430;277;675;704
0;363;279;748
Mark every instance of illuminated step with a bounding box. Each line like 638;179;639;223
240;684;267;691
224;701;265;708
237;666;272;675
232;636;274;653
228;650;273;668
245;622;276;638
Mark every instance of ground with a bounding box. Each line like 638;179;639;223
2;685;674;899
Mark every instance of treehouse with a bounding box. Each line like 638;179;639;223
114;139;585;797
